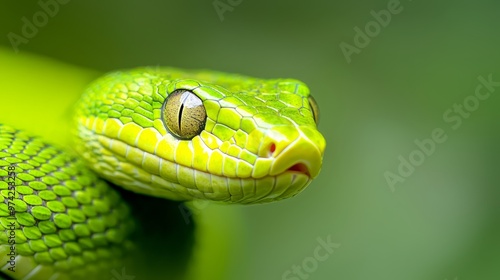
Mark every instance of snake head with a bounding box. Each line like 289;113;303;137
74;68;326;204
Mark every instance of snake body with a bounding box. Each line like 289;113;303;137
0;61;325;279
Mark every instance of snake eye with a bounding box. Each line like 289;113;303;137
308;95;320;124
163;89;207;140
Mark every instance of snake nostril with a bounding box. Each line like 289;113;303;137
287;163;310;177
269;143;276;154
261;142;278;158
266;143;277;157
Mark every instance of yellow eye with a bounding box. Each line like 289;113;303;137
163;90;207;140
308;95;319;124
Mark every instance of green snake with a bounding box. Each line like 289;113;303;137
0;49;325;279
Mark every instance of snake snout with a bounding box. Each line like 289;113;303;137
267;126;326;178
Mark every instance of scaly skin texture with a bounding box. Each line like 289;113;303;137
74;68;326;204
0;124;135;280
0;49;325;279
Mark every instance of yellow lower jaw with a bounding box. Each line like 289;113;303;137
76;117;315;203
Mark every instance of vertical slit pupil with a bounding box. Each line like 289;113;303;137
164;89;206;140
178;103;184;134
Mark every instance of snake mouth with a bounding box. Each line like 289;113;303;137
286;163;311;177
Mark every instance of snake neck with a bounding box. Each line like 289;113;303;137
0;47;100;150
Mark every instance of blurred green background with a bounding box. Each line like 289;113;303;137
1;0;499;279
